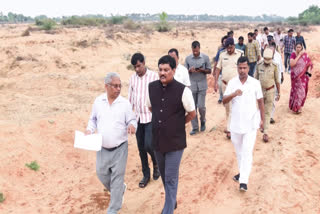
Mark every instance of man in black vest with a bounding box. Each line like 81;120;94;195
147;55;196;214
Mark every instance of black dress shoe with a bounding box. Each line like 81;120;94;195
270;118;275;124
190;129;199;135
200;122;206;132
233;173;240;182
153;165;161;180
139;177;150;188
239;183;247;192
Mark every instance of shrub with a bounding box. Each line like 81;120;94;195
25;161;40;171
62;16;108;26
123;19;140;30
35;18;56;30
21;27;31;36
108;16;127;25
156;12;171;32
126;64;135;70
0;192;4;203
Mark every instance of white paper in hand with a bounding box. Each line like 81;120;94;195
74;130;102;151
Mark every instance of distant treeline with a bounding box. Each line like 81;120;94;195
287;5;320;25
0;5;319;25
125;14;285;22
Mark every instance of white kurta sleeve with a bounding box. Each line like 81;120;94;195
182;87;195;112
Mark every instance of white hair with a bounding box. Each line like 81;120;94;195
104;72;120;84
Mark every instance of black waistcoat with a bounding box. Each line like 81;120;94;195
149;79;186;153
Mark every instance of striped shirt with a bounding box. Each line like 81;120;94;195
245;40;261;63
128;69;158;124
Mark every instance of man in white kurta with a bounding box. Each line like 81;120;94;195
223;56;265;192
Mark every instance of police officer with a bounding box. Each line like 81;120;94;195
255;48;280;142
215;37;243;139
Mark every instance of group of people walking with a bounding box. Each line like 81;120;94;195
84;26;313;214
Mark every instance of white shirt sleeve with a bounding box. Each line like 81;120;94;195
86;98;98;133
182;87;195;112
183;66;191;87
223;80;233;96
126;101;137;129
256;81;263;99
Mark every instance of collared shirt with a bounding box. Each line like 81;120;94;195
255;62;280;89
245;40;261;63
261;32;273;49
146;85;195;113
295;36;306;49
273;32;284;47
273;51;283;80
224;76;263;134
174;64;191;86
283;35;296;54
255;34;262;50
87;94;137;149
235;43;246;54
184;53;212;91
128;69;158;123
217;49;243;82
215;48;225;62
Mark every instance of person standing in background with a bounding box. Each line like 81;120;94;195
245;32;261;77
282;29;296;73
215;38;243;139
236;36;246;53
185;41;212;135
255;48;280;143
295;31;306;50
168;48;191;87
269;43;284;124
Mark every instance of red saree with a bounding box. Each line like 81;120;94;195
289;52;313;112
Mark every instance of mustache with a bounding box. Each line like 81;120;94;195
160;75;166;78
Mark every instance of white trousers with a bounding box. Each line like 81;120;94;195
231;129;257;184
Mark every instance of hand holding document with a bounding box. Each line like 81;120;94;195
74;130;102;151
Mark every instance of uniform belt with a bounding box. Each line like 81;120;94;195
264;85;274;91
222;80;227;85
104;142;126;151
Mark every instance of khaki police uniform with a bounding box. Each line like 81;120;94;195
217;49;243;131
255;61;279;135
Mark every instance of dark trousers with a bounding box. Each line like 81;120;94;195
248;62;257;77
155;149;184;214
284;53;291;71
136;121;157;178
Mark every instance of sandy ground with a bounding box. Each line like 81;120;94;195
0;23;320;214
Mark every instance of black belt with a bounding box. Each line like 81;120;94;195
104;142;126;151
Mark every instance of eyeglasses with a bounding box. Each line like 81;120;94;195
108;83;122;89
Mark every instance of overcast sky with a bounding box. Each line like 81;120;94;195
1;0;319;18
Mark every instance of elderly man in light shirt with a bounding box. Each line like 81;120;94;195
269;43;284;124
86;72;137;214
223;56;265;192
168;48;191;87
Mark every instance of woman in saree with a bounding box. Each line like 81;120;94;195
289;42;313;114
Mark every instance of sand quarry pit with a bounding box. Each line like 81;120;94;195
0;23;320;214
